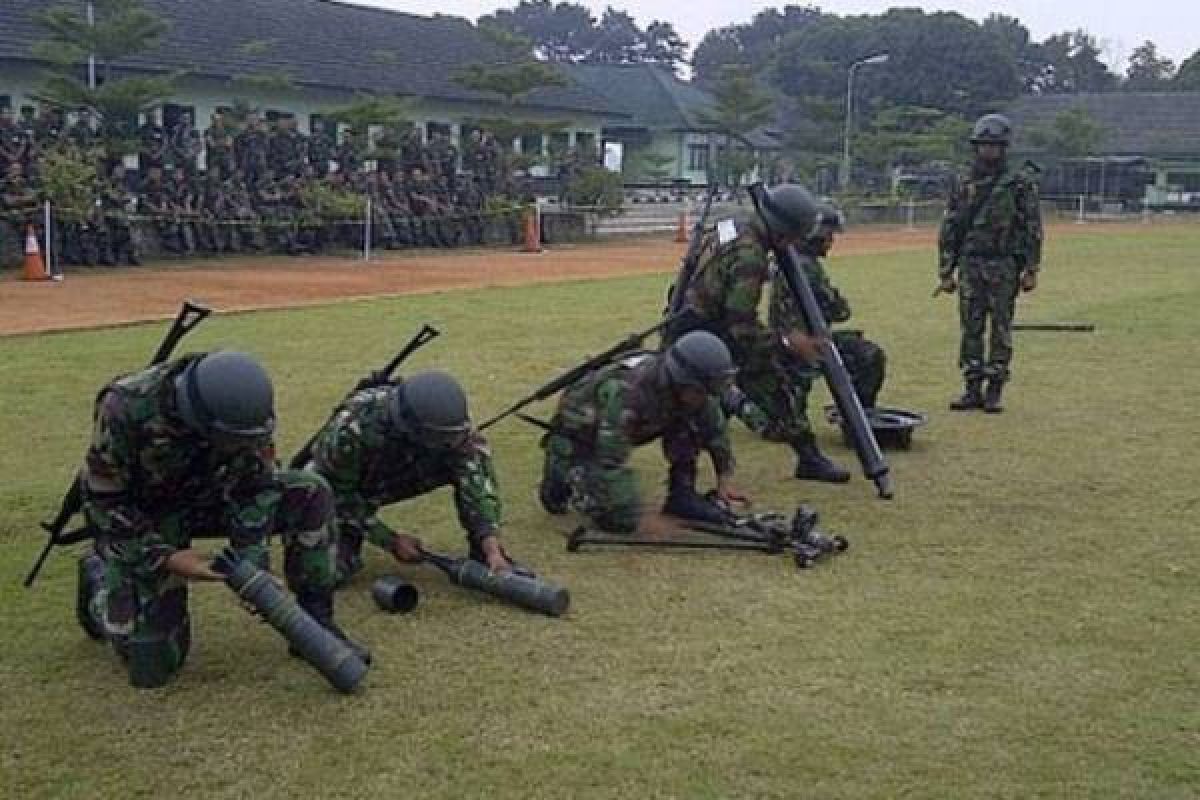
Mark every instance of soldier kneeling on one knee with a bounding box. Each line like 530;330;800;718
538;331;749;534
76;351;369;688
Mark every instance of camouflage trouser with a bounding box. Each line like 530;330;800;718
959;257;1020;383
540;425;704;534
750;331;887;436
735;339;812;444
90;469;338;678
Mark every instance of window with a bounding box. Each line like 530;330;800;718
549;132;570;156
426;121;451;138
162;103;195;129
687;144;709;172
520;133;543;156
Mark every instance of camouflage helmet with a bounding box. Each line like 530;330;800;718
664;331;736;394
970;113;1013;146
174;351;276;437
757;184;820;240
389;370;471;447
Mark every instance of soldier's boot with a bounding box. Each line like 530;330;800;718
792;434;852;483
75;551;107;641
662;484;735;527
538;478;570;515
983;380;1005;414
949;380;984;411
293;589;372;666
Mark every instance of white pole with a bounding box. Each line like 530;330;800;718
87;1;96;90
841;63;856;192
1076;194;1085;224
362;195;372;262
44;200;58;280
906;199;916;230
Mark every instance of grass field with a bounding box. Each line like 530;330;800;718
2;224;1198;799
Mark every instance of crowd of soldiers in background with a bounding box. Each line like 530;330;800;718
1;104;597;266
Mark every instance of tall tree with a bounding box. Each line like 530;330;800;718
696;65;776;188
31;0;177;157
642;21;687;72
1175;49;1200;90
982;14;1047;93
1124;41;1176;90
479;1;596;63
589;8;643;64
1026;107;1106;158
1034;31;1118;93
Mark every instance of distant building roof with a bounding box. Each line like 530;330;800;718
561;62;780;148
1007;92;1200;157
0;0;623;117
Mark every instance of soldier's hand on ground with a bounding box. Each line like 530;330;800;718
164;548;224;582
935;276;957;296
1020;271;1038;292
390;533;425;564
784;330;825;364
716;476;750;507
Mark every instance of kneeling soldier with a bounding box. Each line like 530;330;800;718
538;331;747;533
304;370;519;584
76;351;368;687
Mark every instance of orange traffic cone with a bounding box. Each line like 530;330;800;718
674;210;689;243
23;225;49;281
521;205;543;254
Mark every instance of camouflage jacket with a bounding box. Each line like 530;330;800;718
310;387;502;543
682;212;779;358
555;354;735;477
82;355;277;571
938;161;1044;278
768;250;851;333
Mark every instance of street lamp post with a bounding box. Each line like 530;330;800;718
841;53;889;192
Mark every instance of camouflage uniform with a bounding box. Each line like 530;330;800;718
80;356;339;678
540;353;734;534
938;161;1043;385
307;386;504;583
673;212;811;446
769;248;887;412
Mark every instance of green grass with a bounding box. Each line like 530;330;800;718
2;224;1199;799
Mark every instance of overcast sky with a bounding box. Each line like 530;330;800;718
347;1;1199;70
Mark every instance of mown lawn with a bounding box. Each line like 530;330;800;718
1;223;1198;799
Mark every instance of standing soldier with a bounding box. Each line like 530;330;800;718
204;111;236;177
268;115;306;179
169;111;203;175
235;114;270;188
138;108;168;172
307;119;335;177
538;331;747;534
303;370;522;585
668;183;850;483
98;164;141;266
75;351;369;687
936;114;1043;413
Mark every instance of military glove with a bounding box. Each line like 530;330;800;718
1020;271;1038;292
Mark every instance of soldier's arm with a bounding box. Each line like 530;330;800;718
1017;177;1044;273
311;415;391;549
805;258;852;325
83;391;174;574
720;240;775;353
449;433;504;546
699;397;736;480
937;178;966;279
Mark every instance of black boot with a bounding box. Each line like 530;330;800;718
662;486;735;527
949;380;984;411
792;434;851;483
538;477;570;515
983;380;1005;413
294;590;372;665
75;551;107;641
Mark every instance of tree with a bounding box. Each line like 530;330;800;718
479;1;597;63
1175;49;1200;90
1026;107;1106;158
1125;41;1176;90
31;0;177;158
589;8;643;64
642;21;687;72
982;14;1047;93
1033;31;1118;93
697;65;776;188
453;25;570;169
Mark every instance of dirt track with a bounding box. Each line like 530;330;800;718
0;222;1110;336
